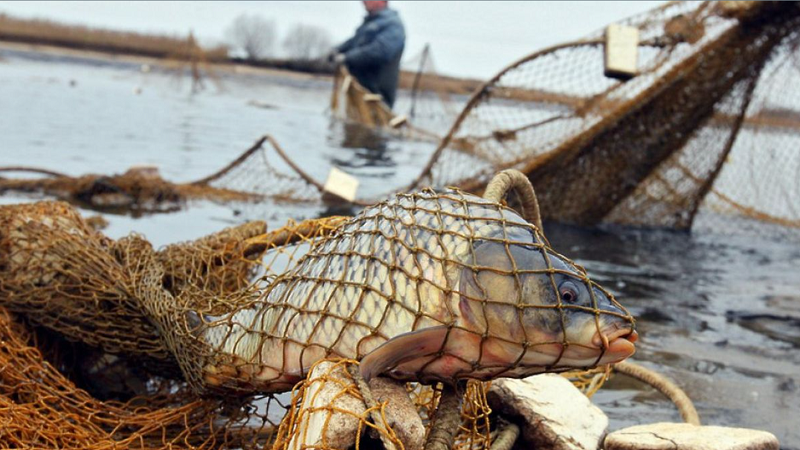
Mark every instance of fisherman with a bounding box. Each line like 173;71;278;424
329;1;406;108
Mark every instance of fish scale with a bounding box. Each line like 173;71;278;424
196;188;634;391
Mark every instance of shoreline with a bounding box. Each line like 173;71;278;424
0;37;484;96
0;40;333;83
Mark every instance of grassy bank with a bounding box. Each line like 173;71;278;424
0;13;228;61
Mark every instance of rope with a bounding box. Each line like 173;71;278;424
614;361;701;426
424;385;462;450
489;418;519;450
0;166;69;178
483;169;544;233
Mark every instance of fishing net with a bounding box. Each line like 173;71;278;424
330;66;445;143
3;2;800;238
0;174;633;449
398;44;463;134
0;304;288;449
173;185;633;396
329;43;465;145
407;1;800;237
209;1;800;238
0;135;324;214
0;201;347;449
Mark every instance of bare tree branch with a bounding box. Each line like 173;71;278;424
225;14;276;61
282;23;332;60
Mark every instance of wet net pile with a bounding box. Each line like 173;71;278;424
329;43;466;144
0;178;632;449
0;202;339;449
408;1;800;237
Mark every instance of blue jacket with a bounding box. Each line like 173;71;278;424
337;8;405;108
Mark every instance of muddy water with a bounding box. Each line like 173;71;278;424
546;224;800;448
2;46;799;448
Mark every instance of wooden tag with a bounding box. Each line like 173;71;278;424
605;24;639;80
323;167;359;203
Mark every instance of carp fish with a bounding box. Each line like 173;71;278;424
194;189;636;392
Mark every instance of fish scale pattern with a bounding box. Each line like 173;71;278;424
0;182;629;449
185;188;632;396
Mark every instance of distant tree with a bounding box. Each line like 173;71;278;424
282;23;332;60
225;13;276;60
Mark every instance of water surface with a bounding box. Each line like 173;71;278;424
1;46;799;448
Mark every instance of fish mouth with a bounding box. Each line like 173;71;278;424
521;324;637;368
591;326;638;363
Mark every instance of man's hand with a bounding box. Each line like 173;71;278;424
326;49;346;65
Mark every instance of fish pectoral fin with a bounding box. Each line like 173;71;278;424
359;326;449;381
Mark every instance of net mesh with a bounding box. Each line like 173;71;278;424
170;187;633;396
0;181;632;449
398;44;462;132
407;1;800;237
0;135;324;214
2;3;799;238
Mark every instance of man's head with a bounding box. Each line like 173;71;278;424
363;1;388;14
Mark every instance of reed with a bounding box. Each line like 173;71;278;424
0;13;228;61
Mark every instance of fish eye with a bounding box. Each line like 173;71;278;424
558;280;580;304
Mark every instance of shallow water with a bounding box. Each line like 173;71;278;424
2;46;799;448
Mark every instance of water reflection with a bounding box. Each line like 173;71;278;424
326;121;397;170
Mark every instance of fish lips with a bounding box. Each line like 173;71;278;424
511;325;637;369
596;327;638;363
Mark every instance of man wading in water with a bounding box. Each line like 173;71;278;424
330;1;406;108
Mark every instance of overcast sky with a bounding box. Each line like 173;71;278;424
1;1;665;78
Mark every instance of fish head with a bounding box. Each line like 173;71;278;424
456;227;636;377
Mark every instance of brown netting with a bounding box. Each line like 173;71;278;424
399;44;462;132
330;66;445;144
170;187;634;396
407;1;800;237
330;43;462;141
0;134;324;214
0;306;284;449
0;201;351;449
2;3;799;238
0;177;634;449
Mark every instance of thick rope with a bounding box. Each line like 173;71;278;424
482;169;544;234
614;361;701;426
424;385;462;450
489;418;520;450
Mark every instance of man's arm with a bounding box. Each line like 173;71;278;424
336;35;358;54
343;21;405;68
